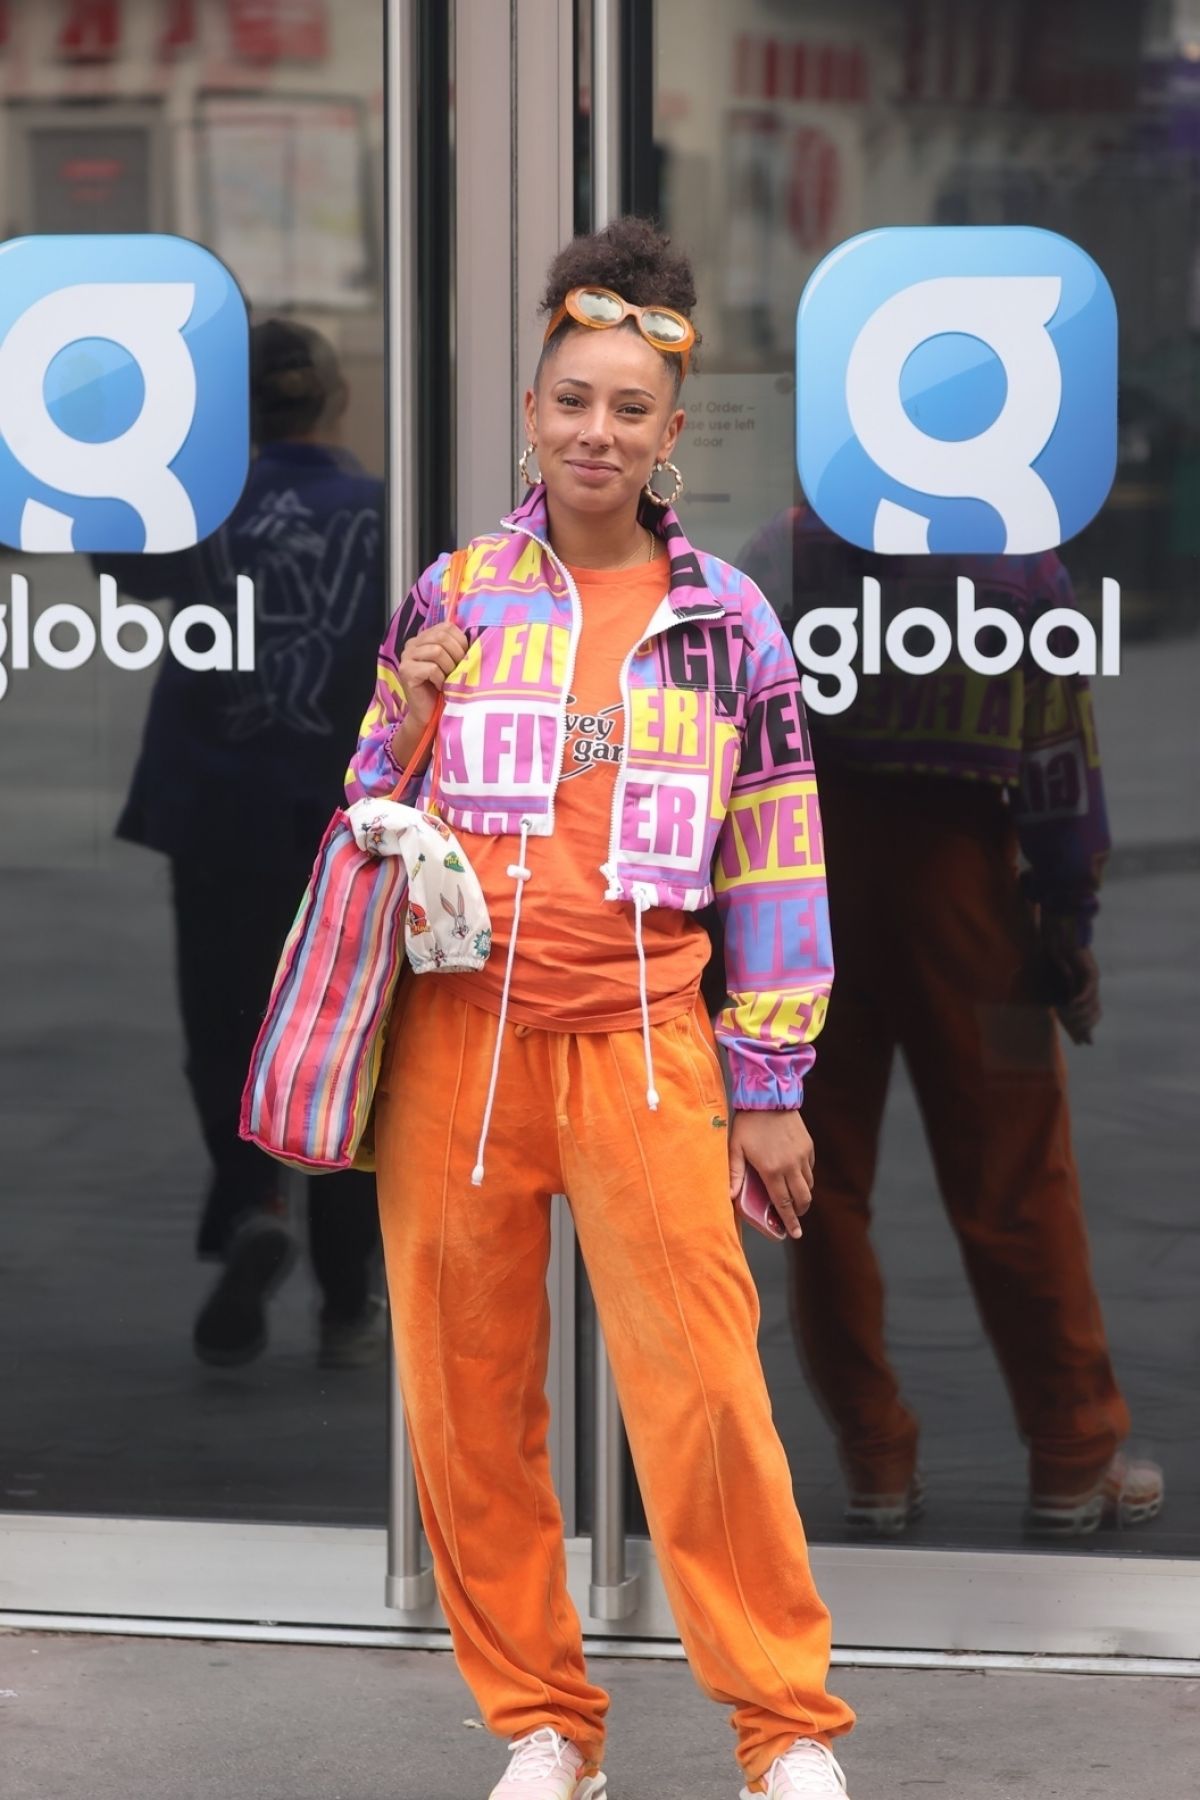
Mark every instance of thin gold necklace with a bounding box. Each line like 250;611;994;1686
555;525;656;569
607;526;655;569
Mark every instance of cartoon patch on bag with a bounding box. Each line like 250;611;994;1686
441;888;469;938
344;797;491;976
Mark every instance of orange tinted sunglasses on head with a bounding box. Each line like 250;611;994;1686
543;286;695;377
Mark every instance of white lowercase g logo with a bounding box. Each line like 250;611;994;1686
0;234;249;553
796;227;1117;555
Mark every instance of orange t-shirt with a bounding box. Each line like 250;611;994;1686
441;553;710;1032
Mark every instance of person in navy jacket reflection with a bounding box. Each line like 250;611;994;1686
110;320;386;1370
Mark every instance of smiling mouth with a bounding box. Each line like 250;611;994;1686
568;459;620;472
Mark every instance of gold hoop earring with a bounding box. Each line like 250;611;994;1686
644;460;684;508
519;444;542;487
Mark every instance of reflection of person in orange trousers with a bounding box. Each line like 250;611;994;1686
732;506;1163;1537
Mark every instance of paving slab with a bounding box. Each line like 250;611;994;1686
2;1631;1196;1800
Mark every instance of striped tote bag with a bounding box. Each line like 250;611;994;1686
239;551;467;1174
238;810;412;1172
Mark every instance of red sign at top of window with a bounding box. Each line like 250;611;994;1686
734;34;869;105
227;0;329;63
58;0;121;61
161;0;198;56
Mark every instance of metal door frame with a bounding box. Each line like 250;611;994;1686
0;0;417;1634
384;0;583;1604
5;1510;1200;1665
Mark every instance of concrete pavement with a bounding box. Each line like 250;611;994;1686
2;1631;1197;1799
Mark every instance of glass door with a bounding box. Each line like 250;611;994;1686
0;0;396;1625
1;0;587;1642
567;0;1200;1659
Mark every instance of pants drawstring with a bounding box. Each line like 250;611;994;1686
471;820;533;1186
630;883;660;1112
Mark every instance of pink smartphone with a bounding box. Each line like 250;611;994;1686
736;1166;790;1241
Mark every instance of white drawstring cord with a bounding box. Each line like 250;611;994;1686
630;882;660;1112
471;819;533;1186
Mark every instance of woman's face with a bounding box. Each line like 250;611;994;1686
524;323;685;517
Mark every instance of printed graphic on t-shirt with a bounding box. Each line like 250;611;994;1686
561;695;623;780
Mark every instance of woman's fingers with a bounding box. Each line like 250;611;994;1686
1057;966;1101;1044
399;625;470;698
1059;993;1100;1045
785;1164;813;1219
773;1189;804;1239
400;657;458;699
406;637;460;674
762;1166;810;1238
403;650;454;684
415;623;469;660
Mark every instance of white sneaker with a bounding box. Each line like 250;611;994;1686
488;1726;608;1800
844;1469;927;1537
740;1737;850;1798
1027;1453;1165;1536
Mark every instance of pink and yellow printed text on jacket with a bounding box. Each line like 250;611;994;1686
345;485;832;1110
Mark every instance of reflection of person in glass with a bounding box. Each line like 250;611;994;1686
111;321;385;1370
348;221;855;1800
739;507;1164;1539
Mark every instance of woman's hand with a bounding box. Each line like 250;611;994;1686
1039;911;1101;1045
728;1110;814;1240
389;623;470;773
398;622;470;728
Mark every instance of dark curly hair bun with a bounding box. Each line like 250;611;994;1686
250;318;344;444
539;216;700;385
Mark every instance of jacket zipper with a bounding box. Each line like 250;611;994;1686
507;521;722;879
602;636;641;900
509;524;582;838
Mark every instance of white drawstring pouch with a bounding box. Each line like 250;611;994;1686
345;799;492;973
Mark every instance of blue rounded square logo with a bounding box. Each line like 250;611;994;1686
0;233;249;554
796;226;1118;555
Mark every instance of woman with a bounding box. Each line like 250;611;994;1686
346;219;855;1799
116;320;385;1368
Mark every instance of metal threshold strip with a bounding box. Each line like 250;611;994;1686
2;1614;1196;1680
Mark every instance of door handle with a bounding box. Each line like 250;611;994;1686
385;1328;435;1612
588;1312;640;1621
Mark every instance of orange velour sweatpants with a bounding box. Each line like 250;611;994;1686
374;977;855;1782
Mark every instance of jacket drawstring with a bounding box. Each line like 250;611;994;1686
602;864;661;1114
630;882;660;1112
471;820;533;1186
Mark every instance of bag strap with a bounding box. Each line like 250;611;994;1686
387;547;469;801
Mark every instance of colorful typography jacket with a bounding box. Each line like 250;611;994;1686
345;484;831;1111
